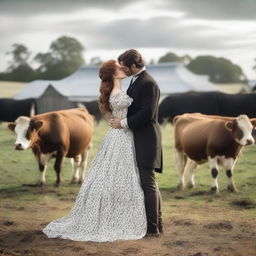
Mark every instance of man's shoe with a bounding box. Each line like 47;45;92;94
158;224;164;234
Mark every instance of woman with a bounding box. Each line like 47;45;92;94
42;60;147;242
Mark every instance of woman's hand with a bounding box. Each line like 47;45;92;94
109;118;122;129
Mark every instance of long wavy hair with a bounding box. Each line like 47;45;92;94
98;60;116;114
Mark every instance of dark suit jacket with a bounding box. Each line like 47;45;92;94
126;70;163;173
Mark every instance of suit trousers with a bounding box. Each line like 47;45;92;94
138;167;163;234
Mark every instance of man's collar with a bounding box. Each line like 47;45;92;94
133;66;146;77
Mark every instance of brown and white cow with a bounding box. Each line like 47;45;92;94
174;113;256;193
8;108;93;187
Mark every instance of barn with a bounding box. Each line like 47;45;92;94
12;63;218;117
15;63;217;103
35;85;76;114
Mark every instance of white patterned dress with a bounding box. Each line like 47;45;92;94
42;90;147;242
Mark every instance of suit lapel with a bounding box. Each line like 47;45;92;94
127;70;146;96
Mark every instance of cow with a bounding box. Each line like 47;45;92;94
0;98;35;122
8;108;93;187
76;100;103;124
158;91;221;124
173;113;256;193
217;92;256;118
158;91;256;124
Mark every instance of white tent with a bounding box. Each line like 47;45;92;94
15;63;217;101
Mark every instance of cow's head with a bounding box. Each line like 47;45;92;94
225;115;255;146
8;116;43;150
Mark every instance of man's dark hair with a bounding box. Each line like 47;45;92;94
118;49;144;68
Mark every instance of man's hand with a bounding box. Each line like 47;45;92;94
109;117;122;129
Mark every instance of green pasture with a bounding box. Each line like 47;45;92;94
0;120;256;217
0;81;26;98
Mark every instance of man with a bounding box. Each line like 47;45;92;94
110;49;163;237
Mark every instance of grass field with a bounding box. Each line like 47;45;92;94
0;120;256;256
0;81;27;98
1;121;256;208
214;83;250;94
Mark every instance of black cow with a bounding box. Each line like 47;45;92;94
158;91;256;124
158;91;221;124
218;93;256;118
78;101;102;124
0;98;35;122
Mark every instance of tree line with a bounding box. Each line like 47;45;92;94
0;36;249;83
0;36;85;82
158;52;247;83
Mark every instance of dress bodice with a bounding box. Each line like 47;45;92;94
109;90;133;119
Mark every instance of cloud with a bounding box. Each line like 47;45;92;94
161;0;256;20
2;0;256;21
0;0;139;16
0;0;255;78
46;16;256;52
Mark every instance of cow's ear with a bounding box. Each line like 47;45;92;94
8;123;16;131
251;119;256;129
34;120;43;131
225;121;233;131
31;120;43;131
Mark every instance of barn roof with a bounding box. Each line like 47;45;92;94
14;63;217;101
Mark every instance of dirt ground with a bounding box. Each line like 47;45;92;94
0;188;256;256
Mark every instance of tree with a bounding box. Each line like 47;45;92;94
187;56;246;83
0;36;86;82
6;43;31;71
35;36;85;79
0;43;35;81
34;52;56;73
50;36;84;66
8;64;35;81
158;52;191;64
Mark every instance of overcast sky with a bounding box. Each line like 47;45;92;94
1;0;256;79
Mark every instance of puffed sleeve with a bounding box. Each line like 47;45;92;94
124;94;133;107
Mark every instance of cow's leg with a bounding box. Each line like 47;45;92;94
221;157;237;192
186;159;198;188
70;155;82;184
175;149;187;190
54;150;65;187
37;162;47;186
208;156;219;193
36;153;54;186
79;143;92;183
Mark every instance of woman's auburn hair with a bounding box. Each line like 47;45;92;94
98;60;116;114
